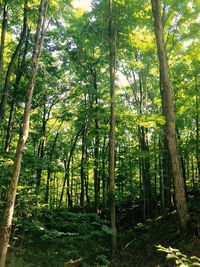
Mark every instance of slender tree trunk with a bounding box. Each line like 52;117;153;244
59;127;82;207
108;0;117;256
64;160;72;207
195;77;200;181
71;156;74;206
102;135;107;208
0;0;28;124
159;138;165;213
85;151;90;205
36;105;47;193
80;123;87;208
139;126;151;218
93;71;100;213
4;30;29;152
0;2;8;90
161;136;172;210
151;0;189;231
45;130;60;203
191;157;195;190
0;1;49;266
153;138;158;217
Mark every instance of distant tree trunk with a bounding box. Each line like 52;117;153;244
153;137;158;217
64;159;72;207
85;150;90;205
101;134;108;208
195;76;200;181
0;0;28;124
45;130;60;204
108;0;117;256
80;121;87;208
59;127;82;207
131;60;152;218
0;1;49;266
159;138;165;212
71;156;74;205
159;137;172;212
151;0;189;231
36;105;47;193
94;129;100;212
139;126;151;218
191;157;195;190
4;29;30;152
0;3;8;90
93;70;100;213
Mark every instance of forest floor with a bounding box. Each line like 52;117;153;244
5;196;200;267
111;211;200;267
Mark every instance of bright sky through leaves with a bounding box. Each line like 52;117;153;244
73;0;92;11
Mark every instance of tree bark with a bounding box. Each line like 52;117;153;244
4;29;30;152
59;126;82;207
45;130;60;204
80;122;87;208
36;104;47;193
0;0;28;124
0;1;49;266
93;70;100;213
139;126;151;218
108;0;117;256
151;0;189;232
0;2;8;90
195;76;200;181
101;134;108;208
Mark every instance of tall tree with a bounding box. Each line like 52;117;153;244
0;0;49;266
4;29;30;152
0;2;8;90
151;0;189;231
0;0;28;123
108;0;117;256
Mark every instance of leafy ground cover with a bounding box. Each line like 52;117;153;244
111;212;200;267
5;204;200;267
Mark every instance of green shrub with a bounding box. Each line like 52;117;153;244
157;245;200;267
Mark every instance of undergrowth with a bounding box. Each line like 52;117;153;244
8;208;111;267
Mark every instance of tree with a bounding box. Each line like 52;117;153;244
108;0;117;256
151;0;189;232
0;2;8;90
0;0;49;265
0;0;28;124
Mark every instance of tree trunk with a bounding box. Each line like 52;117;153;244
0;1;49;266
36;105;47;193
102;135;108;208
59;127;82;207
195;76;200;181
151;0;189;232
108;0;117;256
0;0;28;124
4;29;29;152
45;130;60;204
139;126;151;218
0;2;8;90
80;122;87;208
93;70;100;213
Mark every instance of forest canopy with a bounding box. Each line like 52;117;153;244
0;0;199;266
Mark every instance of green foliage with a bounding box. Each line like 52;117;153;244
12;208;111;266
0;0;200;265
157;245;200;267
